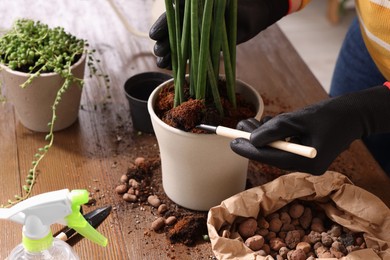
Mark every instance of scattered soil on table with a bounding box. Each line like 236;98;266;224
115;157;209;246
167;215;208;246
114;156;290;248
154;80;257;132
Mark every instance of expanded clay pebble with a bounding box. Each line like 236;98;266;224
151;217;165;231
115;184;128;194
165;216;177;226
147;195;161;208
238;217;257;238
289;203;305;219
116;157;158;204
245;235;264;251
157;204;168;214
120;174;129;183
134;157;145;167
233;200;367;259
123;193;137;202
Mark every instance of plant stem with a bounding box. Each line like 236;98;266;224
207;54;223;115
173;0;184;106
164;0;179;104
179;0;191;101
210;0;226;81
222;17;236;108
228;0;237;81
190;0;199;96
2;77;80;208
196;0;214;100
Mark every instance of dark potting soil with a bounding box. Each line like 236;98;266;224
116;157;209;246
154;80;257;132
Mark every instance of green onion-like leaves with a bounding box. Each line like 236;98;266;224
165;0;237;113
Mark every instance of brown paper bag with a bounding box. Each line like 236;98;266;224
207;171;390;260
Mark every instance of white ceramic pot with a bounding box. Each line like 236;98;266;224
0;53;86;132
148;77;264;211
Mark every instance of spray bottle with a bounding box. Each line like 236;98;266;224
0;189;108;259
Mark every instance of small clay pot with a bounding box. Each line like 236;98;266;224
124;72;172;133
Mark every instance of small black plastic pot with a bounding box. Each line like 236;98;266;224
124;72;172;133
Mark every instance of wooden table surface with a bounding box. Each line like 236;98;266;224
1;1;389;259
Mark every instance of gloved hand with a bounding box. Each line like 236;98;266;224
149;0;290;69
230;85;390;175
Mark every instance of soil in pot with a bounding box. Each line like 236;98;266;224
154;79;257;132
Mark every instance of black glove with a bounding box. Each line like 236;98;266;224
149;0;289;69
230;86;390;175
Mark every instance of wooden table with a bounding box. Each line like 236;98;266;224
1;1;389;259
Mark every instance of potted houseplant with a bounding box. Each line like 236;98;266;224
148;0;263;211
0;19;109;206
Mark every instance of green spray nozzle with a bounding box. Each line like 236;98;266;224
66;190;108;247
0;189;108;253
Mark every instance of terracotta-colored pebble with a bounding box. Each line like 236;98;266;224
257;217;269;229
257;228;269;237
244;235;264;251
296;242;311;254
134;157;145;167
308;231;321;244
262;243;271;255
122;193;138;202
315;245;328;256
289;203;305;219
279;246;290;258
311;222;325;233
129;179;140;189
265;231;277;241
332;241;347;255
120;174;129;183
238;218;257;238
127;187;135;195
147;195;161;207
165;216;177;226
281;223;295;232
328;224;342;237
279;231;287;240
280;212;291;225
151;217;165;231
115;184;128;194
269;237;286;251
313;242;322;250
330;246;345;258
289;249;306;260
269;218;283;233
157;203;168;214
321;232;333;247
123;193;137;202
299;207;312;229
285;230;301;249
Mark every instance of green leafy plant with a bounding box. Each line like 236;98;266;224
165;0;237;115
0;19;110;207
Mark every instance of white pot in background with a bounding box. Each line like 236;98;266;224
0;53;86;132
148;78;264;211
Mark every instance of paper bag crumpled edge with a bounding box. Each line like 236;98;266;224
207;171;390;260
